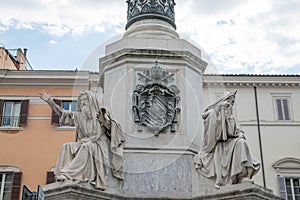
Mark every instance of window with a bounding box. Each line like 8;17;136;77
0;100;29;128
2;102;21;127
274;158;300;200
278;177;300;200
286;178;300;200
61;101;77;127
62;101;77;112
51;99;77;126
0;166;22;200
0;172;13;200
275;97;291;121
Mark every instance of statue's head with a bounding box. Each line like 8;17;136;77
77;90;96;113
79;94;89;111
224;91;237;106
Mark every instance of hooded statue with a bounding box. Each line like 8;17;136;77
40;90;125;190
194;91;260;189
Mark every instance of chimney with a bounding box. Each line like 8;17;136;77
23;48;27;58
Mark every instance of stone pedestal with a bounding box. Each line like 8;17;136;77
194;181;282;200
42;181;119;200
43;180;281;200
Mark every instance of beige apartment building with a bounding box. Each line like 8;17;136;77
0;53;99;199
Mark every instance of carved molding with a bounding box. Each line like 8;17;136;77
273;157;300;174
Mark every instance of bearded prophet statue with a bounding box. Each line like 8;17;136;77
194;91;260;189
40;90;125;190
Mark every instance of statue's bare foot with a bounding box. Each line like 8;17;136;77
214;182;221;189
56;175;67;182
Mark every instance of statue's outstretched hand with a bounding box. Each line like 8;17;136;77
39;91;51;102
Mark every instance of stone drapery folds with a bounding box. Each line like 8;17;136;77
194;91;260;189
40;90;125;190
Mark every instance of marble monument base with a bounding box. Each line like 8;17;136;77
42;152;281;200
42;181;281;200
194;181;282;200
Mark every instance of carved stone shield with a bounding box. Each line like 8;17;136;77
133;63;180;135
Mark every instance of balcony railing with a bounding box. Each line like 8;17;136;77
1;116;20;127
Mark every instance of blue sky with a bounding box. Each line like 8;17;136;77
1;0;300;74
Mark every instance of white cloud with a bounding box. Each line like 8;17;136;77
0;0;126;36
49;39;58;46
176;0;300;74
0;0;299;74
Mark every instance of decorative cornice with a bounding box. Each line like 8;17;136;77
126;0;176;30
203;82;300;87
203;74;300;88
0;70;98;88
273;158;300;174
273;158;300;168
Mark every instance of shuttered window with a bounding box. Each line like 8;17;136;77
11;172;22;200
51;99;61;125
0;172;22;200
0;100;29;127
278;176;300;200
46;171;55;184
51;100;77;126
278;176;288;199
0;172;13;200
275;97;291;121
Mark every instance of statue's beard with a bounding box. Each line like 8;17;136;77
81;105;92;119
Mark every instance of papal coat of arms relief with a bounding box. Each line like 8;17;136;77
132;62;180;135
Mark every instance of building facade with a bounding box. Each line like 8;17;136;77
1;70;299;199
202;74;300;200
0;69;99;199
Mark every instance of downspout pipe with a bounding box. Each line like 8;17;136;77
254;86;266;188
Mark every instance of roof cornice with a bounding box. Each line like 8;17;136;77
0;70;99;88
203;74;300;87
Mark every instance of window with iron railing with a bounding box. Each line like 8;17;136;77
0;100;29;128
1;102;20;127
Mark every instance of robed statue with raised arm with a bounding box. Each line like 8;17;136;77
194;91;260;189
40;90;125;190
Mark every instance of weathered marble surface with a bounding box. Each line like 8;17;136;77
43;179;281;200
194;181;282;200
123;153;192;198
194;91;260;189
40;90;125;190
